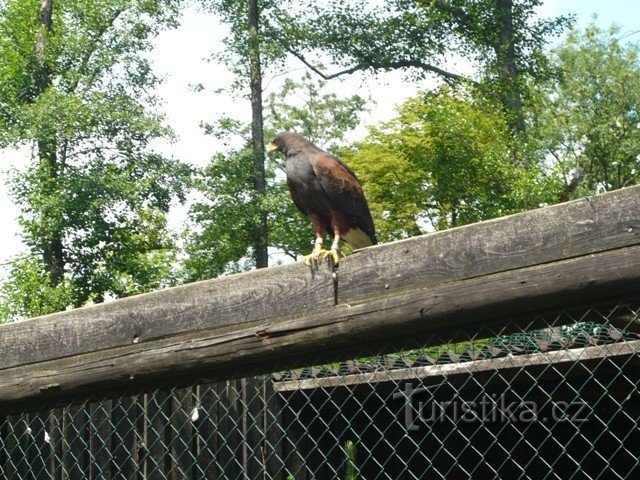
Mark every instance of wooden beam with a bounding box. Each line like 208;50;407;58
0;258;335;371
2;185;639;373
338;183;640;304
273;340;640;391
0;185;639;405
1;243;639;405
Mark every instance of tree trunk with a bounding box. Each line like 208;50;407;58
494;0;525;135
430;0;526;135
34;0;53;93
247;0;269;269
34;0;64;286
39;141;65;288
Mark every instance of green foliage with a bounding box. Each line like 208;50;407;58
344;440;357;480
0;0;189;320
428;0;573;115
204;0;291;90
11;154;189;307
183;146;259;280
0;0;180;138
272;0;572;130
533;24;640;196
0;256;73;321
265;72;367;149
274;0;449;76
342;88;551;241
182;75;367;281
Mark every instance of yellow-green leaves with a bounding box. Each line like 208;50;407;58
343;89;548;241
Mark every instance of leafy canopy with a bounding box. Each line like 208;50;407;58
271;0;571;120
342;88;551;241
533;24;640;196
0;0;189;320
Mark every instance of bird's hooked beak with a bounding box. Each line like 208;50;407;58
266;141;279;153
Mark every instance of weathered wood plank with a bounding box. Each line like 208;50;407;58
110;396;139;478
1;186;639;375
168;387;195;480
217;380;244;478
263;378;285;479
89;400;112;480
1;243;639;405
0;261;335;371
48;409;63;480
63;405;89;480
242;377;265;478
338;184;640;304
30;411;51;480
3;415;30;479
194;384;218;479
145;390;170;480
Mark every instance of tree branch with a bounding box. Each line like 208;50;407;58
286;46;466;85
285;47;367;80
384;60;466;84
66;8;125;93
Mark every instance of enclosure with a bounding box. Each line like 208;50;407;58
1;186;639;479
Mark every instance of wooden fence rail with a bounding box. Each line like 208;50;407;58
1;185;639;405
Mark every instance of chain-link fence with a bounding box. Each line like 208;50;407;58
1;296;639;479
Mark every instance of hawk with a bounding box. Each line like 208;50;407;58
267;132;377;266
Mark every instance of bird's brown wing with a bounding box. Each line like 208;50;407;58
312;153;377;245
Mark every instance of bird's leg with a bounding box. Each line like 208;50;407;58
303;235;327;267
322;231;343;266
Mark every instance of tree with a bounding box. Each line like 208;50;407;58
182;74;367;281
265;72;367;147
426;0;572;134
274;0;572;134
341;88;551;242
247;0;269;269
533;25;640;197
0;256;73;321
206;0;293;270
0;0;190;320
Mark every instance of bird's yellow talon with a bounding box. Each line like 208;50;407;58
303;248;329;267
303;254;315;267
321;247;342;266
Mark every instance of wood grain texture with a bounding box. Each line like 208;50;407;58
1;186;639;377
0;258;335;371
338;184;640;304
1;244;639;405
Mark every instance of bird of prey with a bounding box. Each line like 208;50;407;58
267;132;377;266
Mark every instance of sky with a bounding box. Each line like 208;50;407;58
1;0;639;278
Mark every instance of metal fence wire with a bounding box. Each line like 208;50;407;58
1;297;639;479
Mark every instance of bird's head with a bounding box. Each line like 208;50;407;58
267;131;312;157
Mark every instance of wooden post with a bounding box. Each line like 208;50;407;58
167;387;195;479
194;383;219;479
145;390;170;479
89;400;112;480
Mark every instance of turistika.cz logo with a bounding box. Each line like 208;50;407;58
393;383;591;431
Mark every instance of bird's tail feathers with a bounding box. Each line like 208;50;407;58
343;227;376;250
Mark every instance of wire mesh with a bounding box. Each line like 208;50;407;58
1;297;639;479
